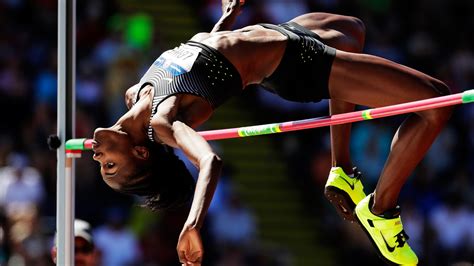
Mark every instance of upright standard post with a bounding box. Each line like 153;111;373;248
57;0;76;265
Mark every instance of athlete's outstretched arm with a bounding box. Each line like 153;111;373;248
172;121;221;266
210;0;244;33
150;96;220;265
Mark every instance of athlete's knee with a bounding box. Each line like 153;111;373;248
346;16;366;51
422;80;453;126
349;16;366;38
423;106;452;129
334;16;366;52
431;79;451;96
434;80;453;122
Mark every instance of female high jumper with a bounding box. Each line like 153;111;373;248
92;1;451;265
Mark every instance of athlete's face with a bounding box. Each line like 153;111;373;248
92;127;147;189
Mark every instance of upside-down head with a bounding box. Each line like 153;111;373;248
93;127;195;211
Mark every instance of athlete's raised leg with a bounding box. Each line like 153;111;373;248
329;51;452;213
329;50;452;264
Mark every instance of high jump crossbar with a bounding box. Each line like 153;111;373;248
65;90;474;153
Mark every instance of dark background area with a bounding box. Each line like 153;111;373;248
0;0;472;265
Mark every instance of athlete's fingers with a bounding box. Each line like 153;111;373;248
178;250;202;265
180;260;192;265
187;250;202;261
178;250;187;264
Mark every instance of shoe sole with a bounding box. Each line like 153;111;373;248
324;186;356;222
354;211;404;266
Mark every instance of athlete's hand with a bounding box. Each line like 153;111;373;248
177;226;204;265
221;0;244;16
212;0;244;32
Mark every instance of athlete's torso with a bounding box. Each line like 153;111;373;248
190;25;288;85
137;26;291;141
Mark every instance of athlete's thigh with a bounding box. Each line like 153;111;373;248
329;50;450;108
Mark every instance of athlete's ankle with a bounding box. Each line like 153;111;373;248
370;195;399;217
333;164;354;176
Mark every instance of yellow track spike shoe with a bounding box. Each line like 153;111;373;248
355;194;418;265
324;167;366;221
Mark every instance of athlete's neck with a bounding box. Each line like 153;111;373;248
115;86;154;144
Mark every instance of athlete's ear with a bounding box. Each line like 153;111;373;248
133;146;149;160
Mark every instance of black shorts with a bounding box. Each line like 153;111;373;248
259;22;336;103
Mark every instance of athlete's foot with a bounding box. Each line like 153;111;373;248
355;194;418;265
324;167;366;222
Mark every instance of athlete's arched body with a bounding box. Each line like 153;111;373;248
92;1;451;264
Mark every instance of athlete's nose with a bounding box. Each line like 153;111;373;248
92;152;103;161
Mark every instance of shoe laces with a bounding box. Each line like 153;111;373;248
394;229;410;248
352;167;363;180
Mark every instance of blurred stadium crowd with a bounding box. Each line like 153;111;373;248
0;0;473;265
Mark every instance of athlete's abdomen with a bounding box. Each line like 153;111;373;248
200;26;288;85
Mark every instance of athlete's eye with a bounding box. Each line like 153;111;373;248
105;162;115;169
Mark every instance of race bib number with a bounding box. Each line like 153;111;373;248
154;44;202;76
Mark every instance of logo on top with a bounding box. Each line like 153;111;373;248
154;45;202;76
